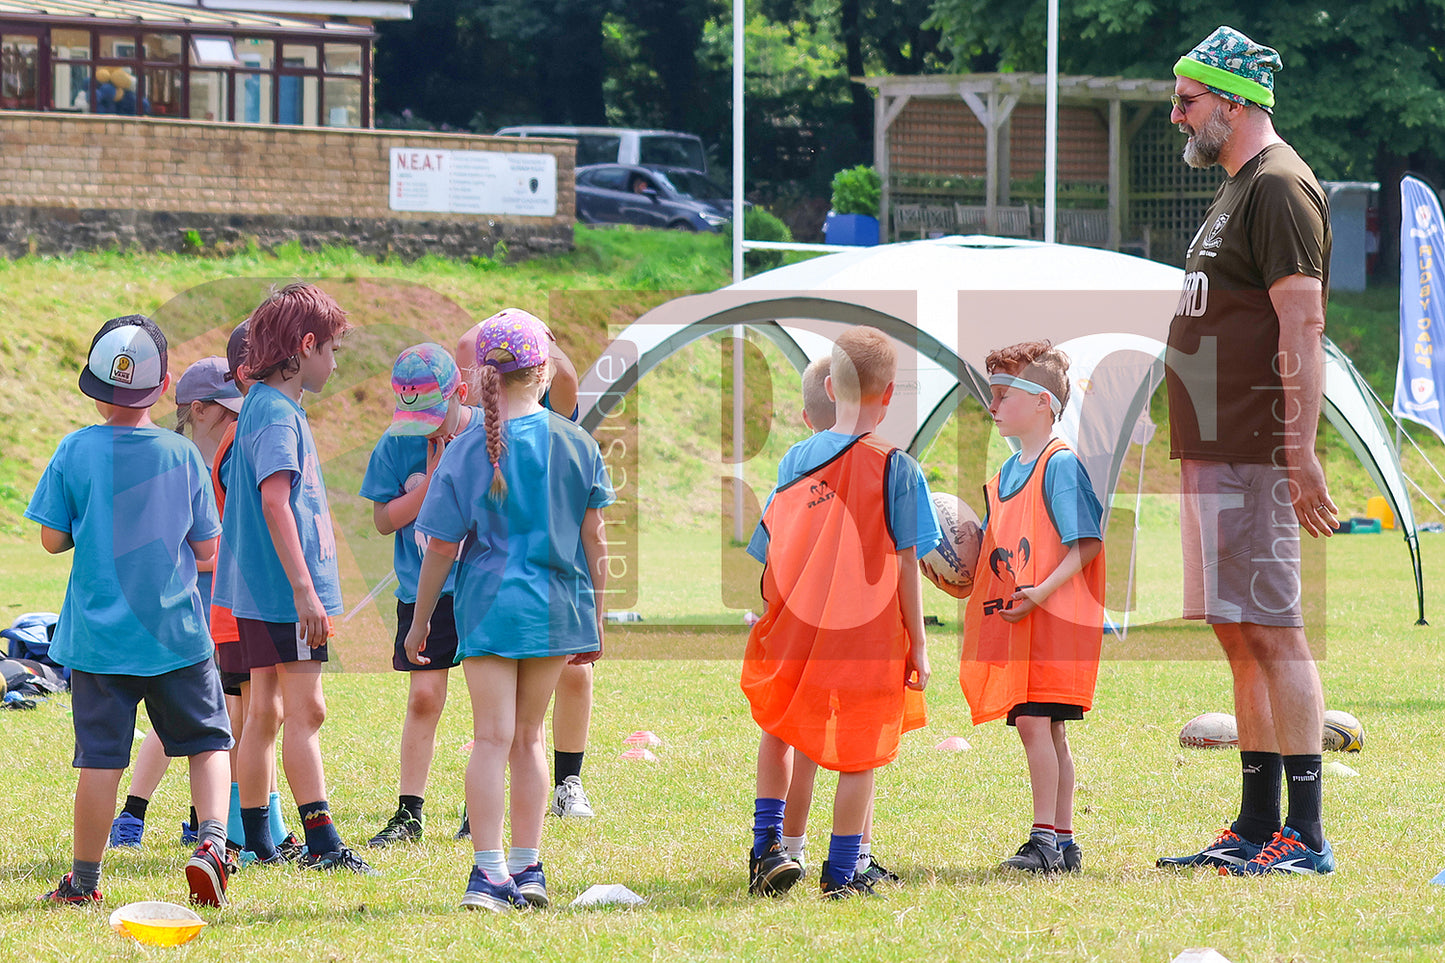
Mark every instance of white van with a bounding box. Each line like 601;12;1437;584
493;126;707;174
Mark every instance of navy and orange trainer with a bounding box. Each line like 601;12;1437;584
1156;828;1263;870
1240;827;1335;876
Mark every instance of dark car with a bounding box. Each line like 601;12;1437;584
574;164;742;233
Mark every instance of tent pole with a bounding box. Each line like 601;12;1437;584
1408;530;1428;625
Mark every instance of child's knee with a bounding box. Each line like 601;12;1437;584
287;695;326;732
406;680;447;720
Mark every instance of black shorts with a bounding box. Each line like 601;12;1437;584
1006;702;1086;727
394;596;460;672
216;640;247;676
236;617;329;670
70;660;233;769
213;646;246;696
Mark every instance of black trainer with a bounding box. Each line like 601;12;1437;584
1001;838;1064;874
748;832;802;897
856;854;901;886
819;860;881;900
368;809;423;847
1060;840;1082;873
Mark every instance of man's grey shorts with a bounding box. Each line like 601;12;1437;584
1180;459;1304;627
70;658;233;769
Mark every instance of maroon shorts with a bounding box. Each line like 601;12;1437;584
236;617;330;670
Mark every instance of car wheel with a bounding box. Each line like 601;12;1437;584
667;219;698;232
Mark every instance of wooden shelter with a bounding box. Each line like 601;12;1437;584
863;72;1222;262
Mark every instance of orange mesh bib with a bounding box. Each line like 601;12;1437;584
741;435;925;772
208;422;240;646
959;439;1104;725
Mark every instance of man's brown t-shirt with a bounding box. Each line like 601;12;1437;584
1165;142;1331;463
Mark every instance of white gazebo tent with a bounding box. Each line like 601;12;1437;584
577;236;1424;621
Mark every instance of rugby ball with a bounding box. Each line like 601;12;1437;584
1179;712;1238;749
922;492;983;594
1322;709;1364;752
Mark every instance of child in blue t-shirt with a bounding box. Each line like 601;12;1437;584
27;316;234;908
456;318;594;829
360;344;472;847
407;308;613;912
212;282;373;874
110;355;245;850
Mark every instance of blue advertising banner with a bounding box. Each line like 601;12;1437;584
1396;175;1445;442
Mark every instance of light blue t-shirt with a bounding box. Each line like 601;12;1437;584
747;430;942;563
24;425;220;675
988;447;1104;546
213;383;342;622
359;428;460;603
416;409;614;660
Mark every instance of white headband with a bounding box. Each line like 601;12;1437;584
989;373;1062;415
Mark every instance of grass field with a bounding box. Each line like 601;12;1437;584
2;235;1444;960
2;528;1444;962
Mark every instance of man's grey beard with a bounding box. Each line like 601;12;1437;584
1181;104;1231;169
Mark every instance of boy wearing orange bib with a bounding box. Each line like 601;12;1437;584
951;340;1104;874
742;327;938;899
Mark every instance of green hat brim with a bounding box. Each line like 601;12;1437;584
1173;56;1274;109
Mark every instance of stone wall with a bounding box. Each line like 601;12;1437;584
0;112;574;259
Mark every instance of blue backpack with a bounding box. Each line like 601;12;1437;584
1;612;66;683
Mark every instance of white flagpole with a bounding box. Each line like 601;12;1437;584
732;0;745;542
1044;0;1058;243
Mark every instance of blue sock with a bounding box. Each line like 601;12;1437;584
226;784;244;847
752;798;786;858
268;792;289;842
241;806;276;860
826;833;863;885
298;800;345;856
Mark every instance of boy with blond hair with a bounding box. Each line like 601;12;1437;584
776;355;901;885
742;326;939;899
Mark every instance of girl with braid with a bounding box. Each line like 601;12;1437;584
405;309;613;912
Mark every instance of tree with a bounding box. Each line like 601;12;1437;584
924;0;1445;277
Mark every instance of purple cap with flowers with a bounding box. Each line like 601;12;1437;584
475;308;551;373
389;343;461;436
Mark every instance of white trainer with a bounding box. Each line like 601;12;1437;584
550;775;594;818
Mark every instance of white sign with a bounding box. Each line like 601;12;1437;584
388;148;557;217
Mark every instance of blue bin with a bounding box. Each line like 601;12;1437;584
823;212;879;247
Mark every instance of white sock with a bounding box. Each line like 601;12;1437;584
856;842;873;874
507;847;539;875
781;834;806;858
473;849;508;882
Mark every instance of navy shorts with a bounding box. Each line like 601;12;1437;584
1006;702;1085;727
394;596;460;672
236;617;330;670
70;659;233;769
